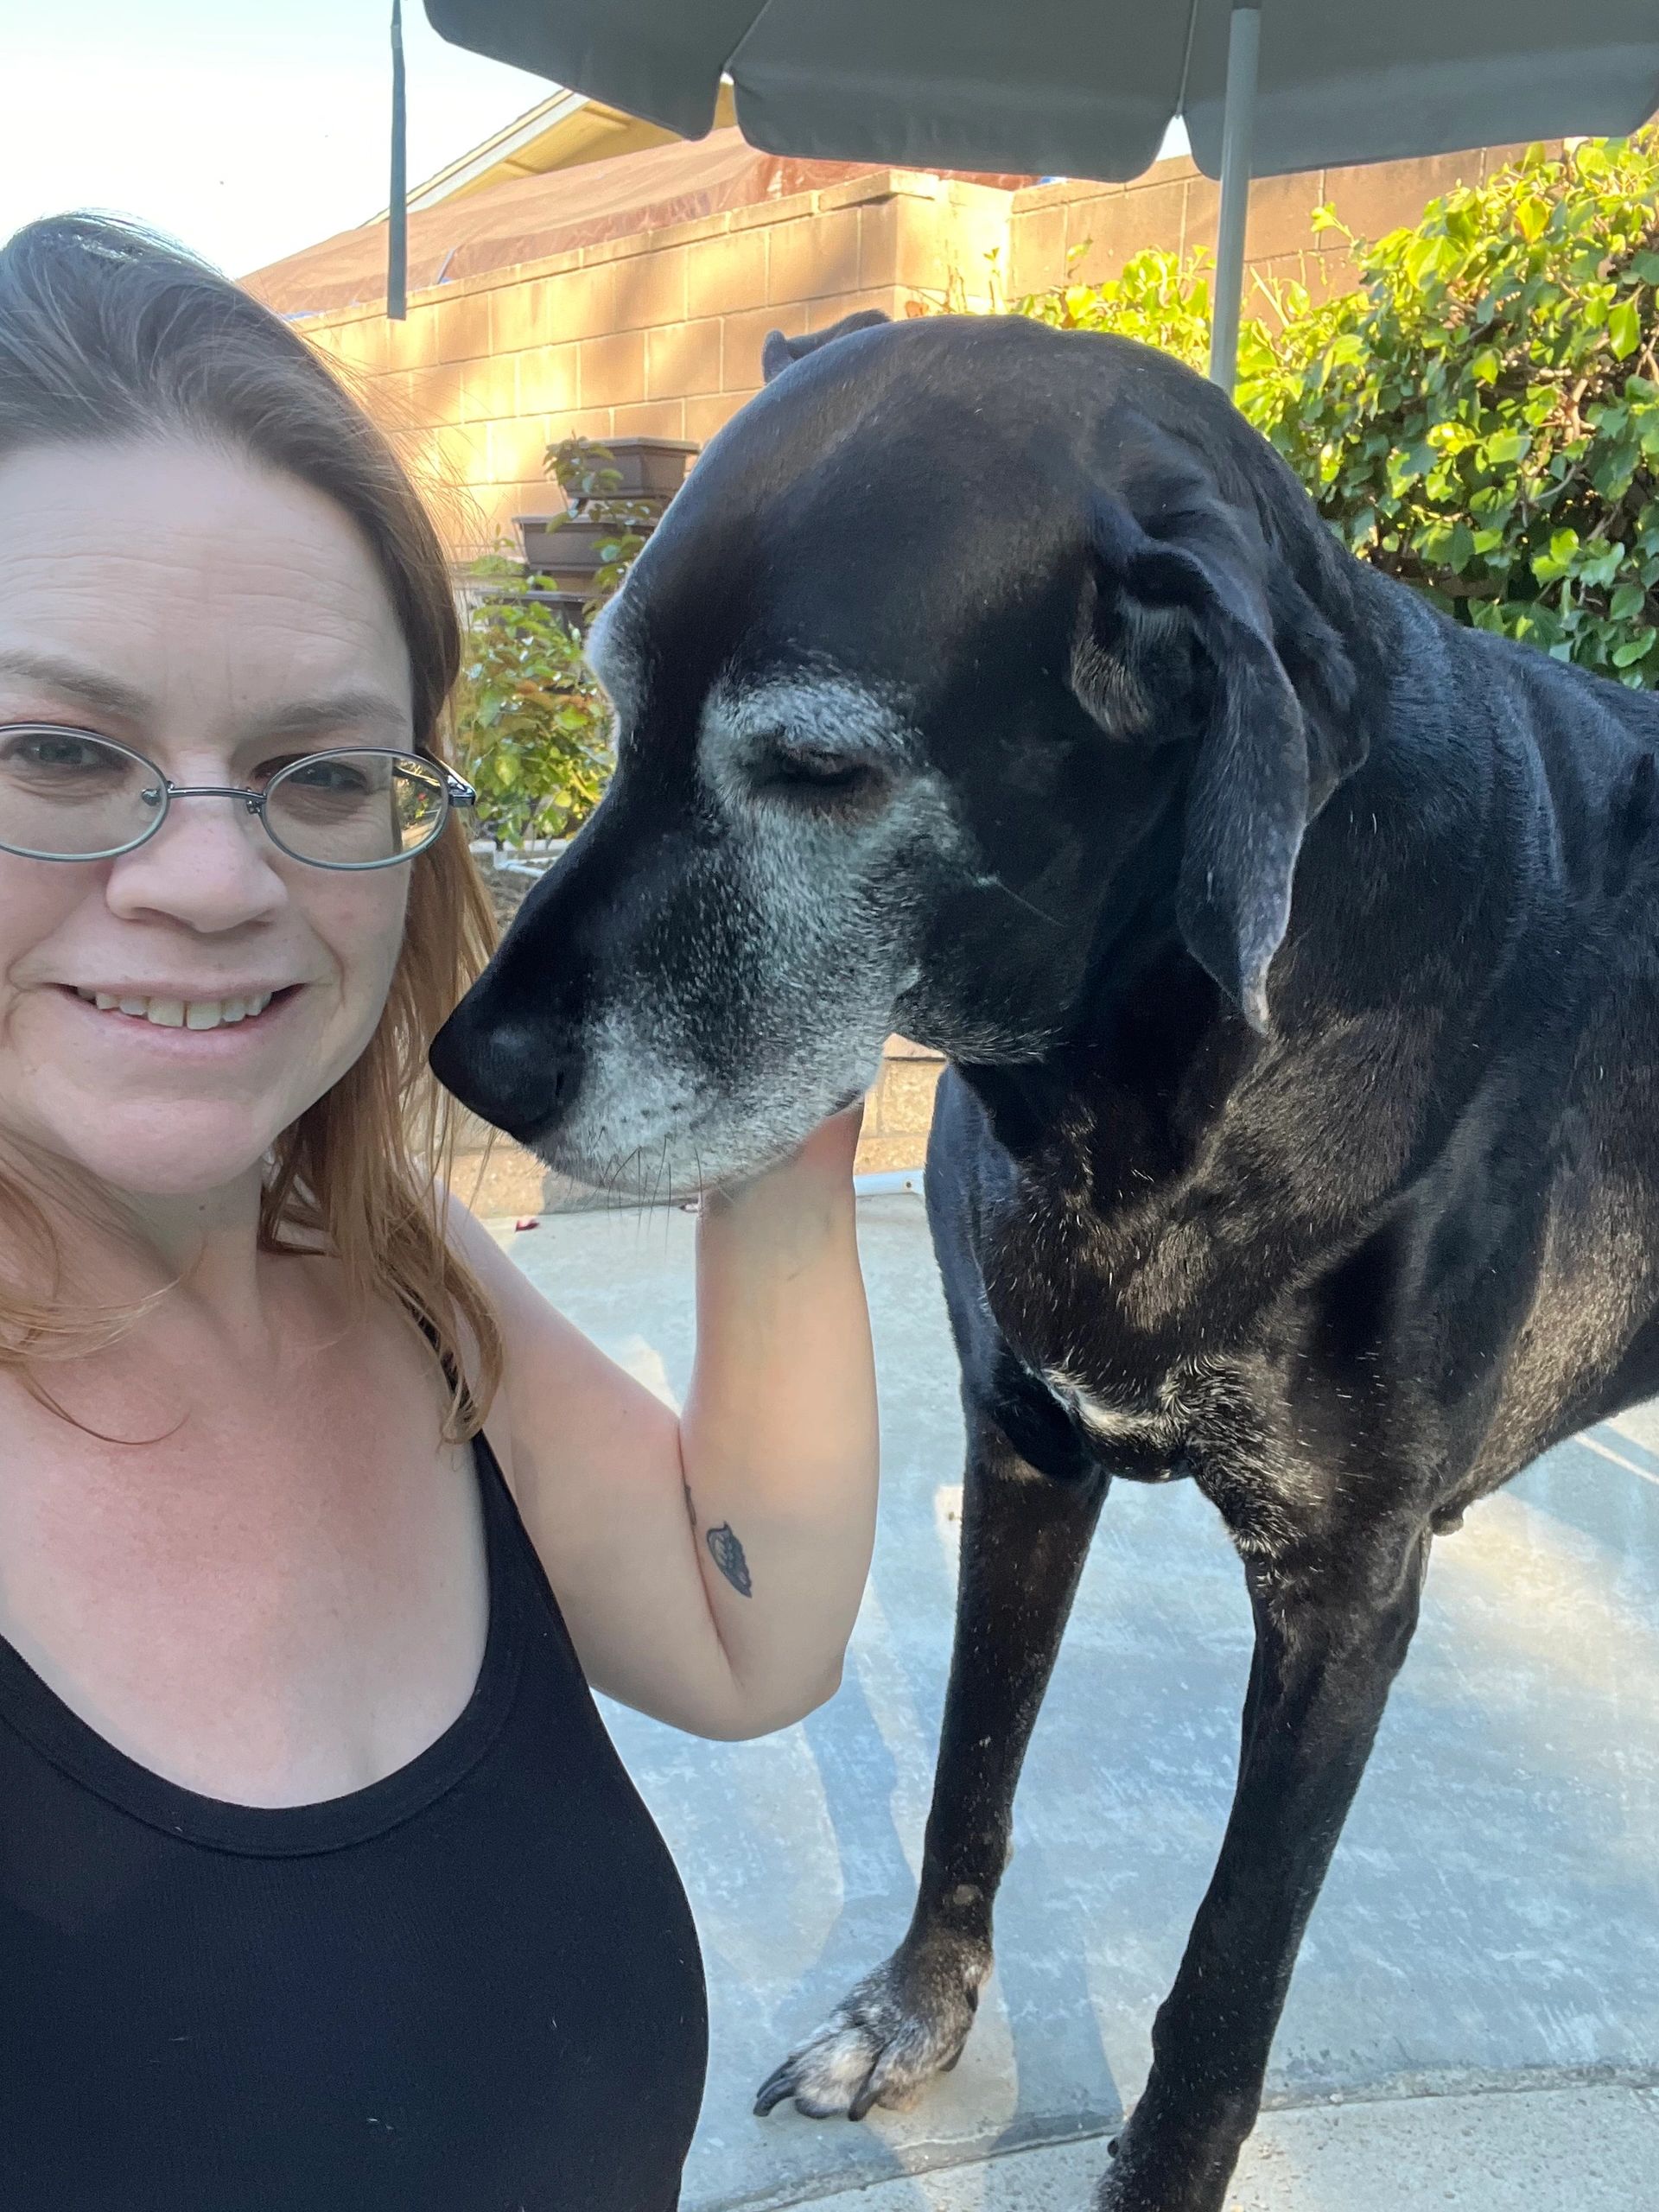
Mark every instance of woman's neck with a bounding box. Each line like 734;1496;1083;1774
0;1141;278;1338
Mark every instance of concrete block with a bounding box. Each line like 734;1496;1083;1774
770;207;861;305
721;302;805;392
435;289;493;362
458;353;518;426
1007;202;1069;297
684;391;745;448
647;317;723;401
729;193;809;234
485;417;552;491
613;245;690;332
876;1058;945;1136
514;343;582;418
613;397;688;441
547;264;618;344
330;315;391;375
579;329;647;408
404;361;464;426
490;278;551;356
1323;152;1482;248
853;1130;930;1174
1065;177;1186;283
688;230;771;318
384;305;442;369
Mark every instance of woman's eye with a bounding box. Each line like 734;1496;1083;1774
3;732;111;776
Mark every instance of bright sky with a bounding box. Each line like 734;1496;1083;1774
2;3;558;278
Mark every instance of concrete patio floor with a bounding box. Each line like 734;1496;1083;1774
492;1197;1659;2211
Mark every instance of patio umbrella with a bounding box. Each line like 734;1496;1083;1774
422;0;1659;391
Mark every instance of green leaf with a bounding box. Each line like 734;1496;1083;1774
1611;629;1656;665
1516;194;1551;243
1611;581;1649;621
1608;297;1642;358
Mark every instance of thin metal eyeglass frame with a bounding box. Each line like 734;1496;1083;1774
0;726;477;869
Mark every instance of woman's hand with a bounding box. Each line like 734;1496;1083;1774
451;1099;880;1739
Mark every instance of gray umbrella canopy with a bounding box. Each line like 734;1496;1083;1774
424;0;1659;385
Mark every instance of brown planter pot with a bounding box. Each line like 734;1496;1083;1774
600;436;700;499
514;514;639;576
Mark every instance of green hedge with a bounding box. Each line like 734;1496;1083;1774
1019;134;1659;685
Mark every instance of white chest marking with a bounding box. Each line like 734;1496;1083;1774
1041;1367;1151;1441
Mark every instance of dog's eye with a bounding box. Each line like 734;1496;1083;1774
760;743;880;799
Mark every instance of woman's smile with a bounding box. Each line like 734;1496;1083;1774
58;979;304;1044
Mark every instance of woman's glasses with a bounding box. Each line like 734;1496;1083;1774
0;725;475;869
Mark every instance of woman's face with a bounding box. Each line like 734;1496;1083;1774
0;436;415;1200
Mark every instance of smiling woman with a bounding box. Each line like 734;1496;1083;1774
0;214;881;2212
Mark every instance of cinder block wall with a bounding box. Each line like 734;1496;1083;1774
292;137;1557;559
1005;142;1546;311
301;172;1009;556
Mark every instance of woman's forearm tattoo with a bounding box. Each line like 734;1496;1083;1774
683;1481;753;1596
704;1522;753;1598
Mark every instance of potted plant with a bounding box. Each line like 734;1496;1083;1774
513;435;697;605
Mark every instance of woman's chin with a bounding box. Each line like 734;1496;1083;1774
10;1106;290;1205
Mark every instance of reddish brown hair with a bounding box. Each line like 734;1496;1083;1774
0;213;501;1433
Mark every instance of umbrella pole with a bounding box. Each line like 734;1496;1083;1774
388;0;408;322
1207;0;1261;395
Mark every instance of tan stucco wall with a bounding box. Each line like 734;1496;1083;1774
295;138;1551;560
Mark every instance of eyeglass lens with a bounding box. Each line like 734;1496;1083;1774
0;729;449;867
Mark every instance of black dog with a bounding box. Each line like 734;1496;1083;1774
431;312;1659;2211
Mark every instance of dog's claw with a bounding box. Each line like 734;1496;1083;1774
753;2063;798;2119
756;1936;990;2124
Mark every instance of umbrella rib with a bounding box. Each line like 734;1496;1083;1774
1174;0;1203;125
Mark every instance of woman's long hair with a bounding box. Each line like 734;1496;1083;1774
0;213;502;1436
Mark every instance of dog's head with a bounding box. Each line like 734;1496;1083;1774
430;313;1367;1192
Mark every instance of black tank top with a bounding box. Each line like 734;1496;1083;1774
0;1433;707;2210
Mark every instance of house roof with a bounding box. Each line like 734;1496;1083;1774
243;125;1027;321
391;84;742;214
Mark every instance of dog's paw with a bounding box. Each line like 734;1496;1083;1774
754;1935;990;2122
1090;2112;1236;2212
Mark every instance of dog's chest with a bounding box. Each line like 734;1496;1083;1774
1039;1365;1189;1471
977;1195;1267;1488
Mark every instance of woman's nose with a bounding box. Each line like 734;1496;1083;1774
104;790;289;928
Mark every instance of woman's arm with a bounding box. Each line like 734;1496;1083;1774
447;1106;878;1740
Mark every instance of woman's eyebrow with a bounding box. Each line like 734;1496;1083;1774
0;652;410;745
240;691;412;745
0;646;149;721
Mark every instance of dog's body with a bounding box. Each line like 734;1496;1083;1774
432;315;1659;2211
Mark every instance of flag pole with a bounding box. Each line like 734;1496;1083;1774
388;0;408;321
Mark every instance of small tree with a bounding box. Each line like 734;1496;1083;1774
450;557;613;848
449;438;654;849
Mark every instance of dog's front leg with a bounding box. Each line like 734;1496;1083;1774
757;1417;1109;2120
1097;1515;1431;2212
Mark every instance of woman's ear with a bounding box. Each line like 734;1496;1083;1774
1072;492;1357;1034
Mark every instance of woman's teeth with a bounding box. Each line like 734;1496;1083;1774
74;988;278;1031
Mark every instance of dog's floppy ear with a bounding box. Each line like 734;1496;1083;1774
1076;493;1357;1033
761;308;892;384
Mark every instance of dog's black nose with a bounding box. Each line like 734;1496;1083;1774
429;996;582;1148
